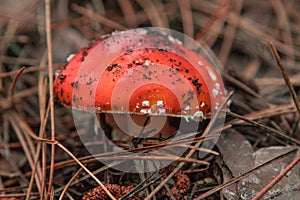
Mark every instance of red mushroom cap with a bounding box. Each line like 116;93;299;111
54;28;225;119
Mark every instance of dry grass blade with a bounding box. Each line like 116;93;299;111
0;87;38;112
0;11;19;92
268;42;300;115
37;55;48;200
58;168;83;200
45;0;56;198
0;64;62;79
0;55;39;66
218;0;243;65
26;99;50;199
48;134;219;172
270;0;295;66
117;0;137;27
72;4;127;31
178;0;193;38
222;72;270;107
8;66;26;105
7;111;56;144
6;111;42;195
195;0;230;42
135;0;165;27
227;111;300;145
0;193;38;199
223;102;296;130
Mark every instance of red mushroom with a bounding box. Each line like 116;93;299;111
54;28;226;143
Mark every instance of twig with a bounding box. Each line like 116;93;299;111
268;41;300;115
9;66;26;105
252;153;300;200
227;111;300;145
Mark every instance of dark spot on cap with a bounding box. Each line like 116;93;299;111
143;74;151;80
113;105;119;110
71;81;79;88
191;78;202;94
183;101;191;107
59;74;66;81
107;66;113;71
60;88;64;96
142;64;148;70
86;77;93;85
65;101;71;106
82;50;88;57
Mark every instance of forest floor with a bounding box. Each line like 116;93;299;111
0;0;299;199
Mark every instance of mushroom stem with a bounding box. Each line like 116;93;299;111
96;113;178;147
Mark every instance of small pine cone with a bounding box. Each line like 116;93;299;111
166;169;191;200
82;184;139;200
173;171;191;199
119;185;140;200
174;171;191;196
82;184;121;200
